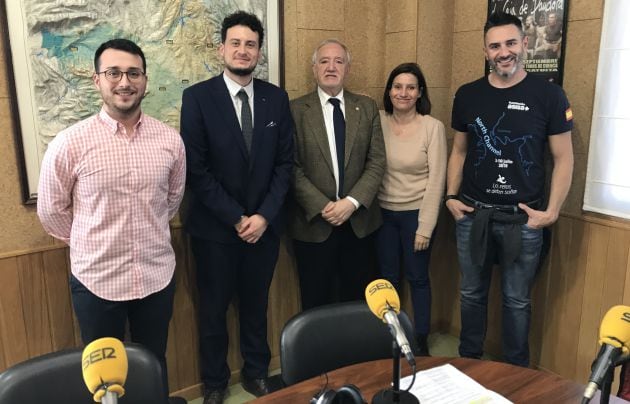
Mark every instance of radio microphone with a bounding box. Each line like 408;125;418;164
365;279;415;366
82;337;128;404
583;305;630;403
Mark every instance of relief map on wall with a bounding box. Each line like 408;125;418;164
5;0;276;200
21;0;269;134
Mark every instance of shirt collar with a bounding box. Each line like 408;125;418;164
317;86;345;108
98;108;144;134
223;72;254;99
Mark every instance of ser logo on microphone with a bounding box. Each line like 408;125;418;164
622;312;630;323
366;281;394;296
82;347;118;370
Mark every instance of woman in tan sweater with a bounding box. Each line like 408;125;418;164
376;63;447;355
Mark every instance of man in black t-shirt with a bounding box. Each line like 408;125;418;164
446;11;573;367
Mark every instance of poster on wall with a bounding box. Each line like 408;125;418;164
1;0;283;203
487;0;569;86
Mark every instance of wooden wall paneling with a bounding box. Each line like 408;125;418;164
169;229;200;391
575;223;610;384
560;218;590;380
0;258;15;371
601;228;630;310
0;314;5;370
16;252;53;358
41;248;77;351
539;217;590;379
538;217;572;373
428;241;446;330
598;227;630;391
624;243;630;304
0;256;30;369
166;312;180;391
267;240;301;360
529;256;551;367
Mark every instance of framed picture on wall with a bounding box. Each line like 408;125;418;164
1;0;283;204
487;0;569;86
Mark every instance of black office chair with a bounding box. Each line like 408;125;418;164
280;300;418;386
0;343;176;404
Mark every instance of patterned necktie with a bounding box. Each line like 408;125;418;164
328;98;345;199
237;89;253;154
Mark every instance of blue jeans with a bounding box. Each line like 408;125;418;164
375;208;432;336
455;214;542;367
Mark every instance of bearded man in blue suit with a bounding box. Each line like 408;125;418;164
180;11;293;404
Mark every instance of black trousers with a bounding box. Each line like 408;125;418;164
191;235;279;390
293;223;376;311
69;275;175;394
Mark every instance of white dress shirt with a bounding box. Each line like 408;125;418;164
223;72;254;128
317;87;359;207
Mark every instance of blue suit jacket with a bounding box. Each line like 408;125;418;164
180;74;294;243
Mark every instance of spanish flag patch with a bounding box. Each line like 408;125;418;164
565;108;573;121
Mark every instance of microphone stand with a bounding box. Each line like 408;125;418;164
101;391;119;404
598;355;630;404
589;355;630;404
599;366;613;404
372;341;419;404
616;357;630;401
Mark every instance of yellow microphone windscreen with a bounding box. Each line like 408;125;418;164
599;305;630;353
365;279;401;320
82;337;128;401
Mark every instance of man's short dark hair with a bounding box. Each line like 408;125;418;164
383;62;431;115
484;11;524;37
221;11;264;48
94;39;146;73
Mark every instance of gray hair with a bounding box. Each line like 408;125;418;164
311;38;352;65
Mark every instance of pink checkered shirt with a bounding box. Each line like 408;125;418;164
37;109;186;301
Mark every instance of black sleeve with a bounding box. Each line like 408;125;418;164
546;84;574;136
451;86;468;132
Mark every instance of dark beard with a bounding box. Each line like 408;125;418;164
227;65;255;76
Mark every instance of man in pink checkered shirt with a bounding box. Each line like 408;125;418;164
37;39;185;395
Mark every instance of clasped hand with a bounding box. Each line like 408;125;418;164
235;214;268;244
321;198;357;226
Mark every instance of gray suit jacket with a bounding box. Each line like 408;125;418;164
289;90;385;242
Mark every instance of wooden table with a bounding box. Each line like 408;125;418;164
253;357;628;403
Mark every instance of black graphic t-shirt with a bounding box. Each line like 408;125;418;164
451;74;573;205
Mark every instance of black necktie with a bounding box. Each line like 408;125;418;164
237;89;253;154
329;98;345;199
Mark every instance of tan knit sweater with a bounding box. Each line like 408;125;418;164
378;111;447;238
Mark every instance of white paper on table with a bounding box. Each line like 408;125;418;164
398;363;513;404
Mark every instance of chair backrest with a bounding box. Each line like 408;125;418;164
280;300;417;386
0;343;168;404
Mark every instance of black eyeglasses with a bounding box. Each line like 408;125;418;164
97;68;145;83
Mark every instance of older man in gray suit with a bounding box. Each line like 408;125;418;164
290;38;385;310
